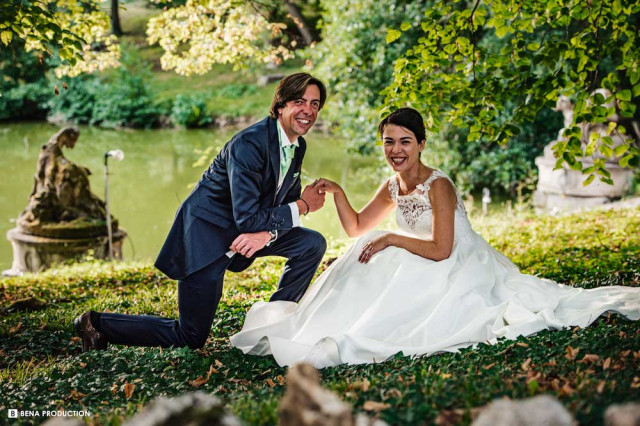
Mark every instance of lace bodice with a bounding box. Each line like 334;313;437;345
388;170;473;241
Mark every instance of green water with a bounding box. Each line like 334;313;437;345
0;122;386;271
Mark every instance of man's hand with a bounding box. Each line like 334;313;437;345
230;232;272;258
297;181;326;214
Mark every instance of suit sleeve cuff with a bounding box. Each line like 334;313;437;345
288;202;300;227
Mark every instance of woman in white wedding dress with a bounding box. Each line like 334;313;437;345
230;108;640;369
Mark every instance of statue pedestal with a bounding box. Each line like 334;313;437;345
2;228;127;276
533;154;633;213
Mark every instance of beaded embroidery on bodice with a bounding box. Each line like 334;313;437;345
388;170;470;239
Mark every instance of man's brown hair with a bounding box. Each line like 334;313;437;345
269;73;327;119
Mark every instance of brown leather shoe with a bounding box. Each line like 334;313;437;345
74;312;108;352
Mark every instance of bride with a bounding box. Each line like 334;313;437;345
230;107;640;369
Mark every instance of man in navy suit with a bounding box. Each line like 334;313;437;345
74;73;328;351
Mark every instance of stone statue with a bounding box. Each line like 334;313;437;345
17;127;112;238
533;89;636;212
4;127;126;275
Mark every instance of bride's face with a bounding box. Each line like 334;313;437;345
382;124;425;172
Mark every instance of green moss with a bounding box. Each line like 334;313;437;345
1;207;639;425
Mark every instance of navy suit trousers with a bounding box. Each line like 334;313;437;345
99;227;326;349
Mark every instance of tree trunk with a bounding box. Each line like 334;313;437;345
283;0;315;46
111;0;123;36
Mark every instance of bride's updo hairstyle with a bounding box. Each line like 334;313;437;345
378;107;426;143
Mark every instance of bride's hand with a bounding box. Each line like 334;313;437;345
314;178;342;195
359;234;391;264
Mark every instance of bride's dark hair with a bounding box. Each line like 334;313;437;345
378;107;426;142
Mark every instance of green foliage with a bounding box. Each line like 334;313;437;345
0;0;120;77
215;83;259;99
310;0;426;154
0;80;51;121
0;41;52;121
426;107;562;195
46;47;164;128
0;207;639;424
170;94;213;128
385;0;640;184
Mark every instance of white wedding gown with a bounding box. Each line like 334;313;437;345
230;171;640;368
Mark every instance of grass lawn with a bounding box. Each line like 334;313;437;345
1;207;639;425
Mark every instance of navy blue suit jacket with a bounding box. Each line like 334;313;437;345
155;117;306;280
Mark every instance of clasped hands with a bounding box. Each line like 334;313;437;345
230;180;327;258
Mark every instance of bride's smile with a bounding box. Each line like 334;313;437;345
383;123;425;175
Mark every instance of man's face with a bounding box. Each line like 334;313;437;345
277;84;321;141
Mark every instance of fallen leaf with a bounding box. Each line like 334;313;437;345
266;378;275;388
521;358;532;371
565;346;580;360
276;375;285;386
9;322;22;335
124;381;135;399
215;359;223;368
561;382;575;396
603;357;611;370
68;389;87;401
483;362;496;370
189;376;208;388
597;381;606;394
363;401;390;412
631;377;640;389
581;354;600;364
386;388;403;399
441;373;452;379
620;350;631;358
111;383;119;395
516;342;529;348
188;364;218;388
633;351;640;360
79;362;86;368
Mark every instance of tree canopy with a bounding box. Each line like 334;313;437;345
384;0;640;184
145;0;294;75
1;0;120;78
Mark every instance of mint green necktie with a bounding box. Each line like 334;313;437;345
280;144;296;183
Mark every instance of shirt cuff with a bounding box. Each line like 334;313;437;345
288;202;300;227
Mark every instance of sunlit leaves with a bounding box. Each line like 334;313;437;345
385;0;640;181
2;0;120;78
386;29;402;44
146;0;293;76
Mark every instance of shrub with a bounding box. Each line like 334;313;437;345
170;94;213;128
45;46;164;128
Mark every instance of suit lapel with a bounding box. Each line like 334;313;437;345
267;118;281;204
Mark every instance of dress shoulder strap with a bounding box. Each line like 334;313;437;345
420;170;448;195
387;175;399;203
418;170;466;213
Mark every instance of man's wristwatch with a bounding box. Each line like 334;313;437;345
266;230;277;246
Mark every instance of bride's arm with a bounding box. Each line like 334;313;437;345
316;178;395;237
360;178;456;263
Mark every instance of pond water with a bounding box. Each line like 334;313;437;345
0;122;389;271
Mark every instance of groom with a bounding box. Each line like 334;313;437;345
75;73;328;351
